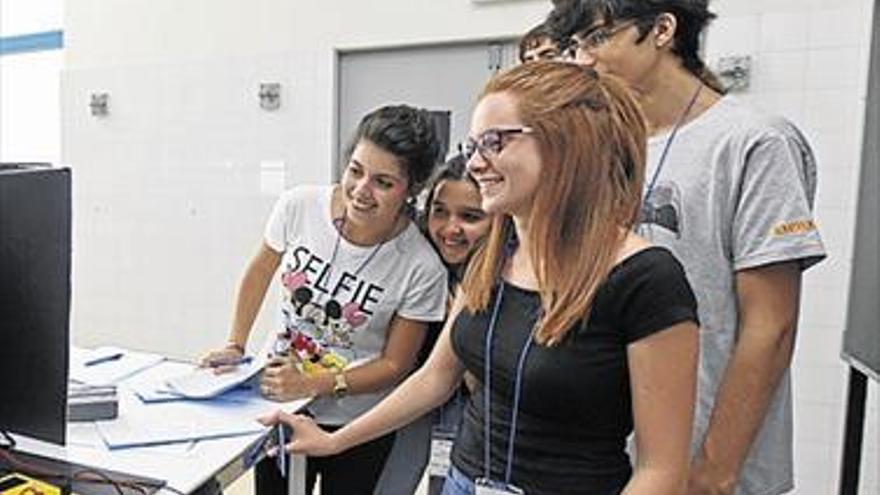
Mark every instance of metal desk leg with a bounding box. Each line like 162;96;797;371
838;367;868;495
288;454;306;495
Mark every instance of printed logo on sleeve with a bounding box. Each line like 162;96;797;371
771;219;818;237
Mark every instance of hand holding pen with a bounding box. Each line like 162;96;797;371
258;409;341;457
261;353;315;402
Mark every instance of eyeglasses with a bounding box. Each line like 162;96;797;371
565;20;636;59
459;127;533;162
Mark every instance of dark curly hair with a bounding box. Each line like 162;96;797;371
421;153;475;219
419;153;483;279
546;0;724;93
518;22;558;62
344;104;444;197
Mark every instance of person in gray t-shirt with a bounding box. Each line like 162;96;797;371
547;1;826;494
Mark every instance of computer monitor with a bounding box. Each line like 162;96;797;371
0;164;71;445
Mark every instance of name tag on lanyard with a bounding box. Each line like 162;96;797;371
475;478;525;495
427;429;454;477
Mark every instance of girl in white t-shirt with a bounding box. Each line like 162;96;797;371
201;104;449;494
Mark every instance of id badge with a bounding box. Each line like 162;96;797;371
474;478;525;495
427;426;455;477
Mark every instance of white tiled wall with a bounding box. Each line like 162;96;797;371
707;1;878;493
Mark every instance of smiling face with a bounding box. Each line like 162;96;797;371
568;15;675;97
340;139;410;231
465;92;542;219
427;179;490;265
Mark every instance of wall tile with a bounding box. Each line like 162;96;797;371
796;332;848;372
814;205;858;256
705;14;761;60
802;89;865;134
808;7;869;49
805;47;864;90
800;283;851;332
759;11;810;52
794;438;834;493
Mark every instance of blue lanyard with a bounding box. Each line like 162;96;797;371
482;282;539;485
643;82;704;205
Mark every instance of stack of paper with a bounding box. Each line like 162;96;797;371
94;399;266;449
94;391;310;449
131;378;258;404
163;359;264;399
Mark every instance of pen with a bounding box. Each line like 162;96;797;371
277;425;287;476
208;356;253;368
84;352;124;367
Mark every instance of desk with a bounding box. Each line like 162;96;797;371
9;359;309;495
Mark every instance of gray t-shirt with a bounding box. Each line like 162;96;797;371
640;95;826;495
264;185;448;425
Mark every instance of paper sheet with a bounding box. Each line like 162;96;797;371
94;400;267;449
163;360;263;399
70;347;165;385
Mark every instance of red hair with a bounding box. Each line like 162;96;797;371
461;61;646;345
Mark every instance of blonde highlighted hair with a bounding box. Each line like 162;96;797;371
461;60;647;346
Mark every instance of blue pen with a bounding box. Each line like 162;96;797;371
277;425;287;476
84;352;124;367
208;355;253;368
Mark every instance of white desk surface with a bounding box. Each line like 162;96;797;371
10;358;309;494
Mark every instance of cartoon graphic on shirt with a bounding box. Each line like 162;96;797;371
273;244;385;375
639;181;683;238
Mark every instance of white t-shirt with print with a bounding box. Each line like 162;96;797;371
264;184;448;425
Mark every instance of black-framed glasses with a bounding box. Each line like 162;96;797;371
565;20;637;59
459;127;534;162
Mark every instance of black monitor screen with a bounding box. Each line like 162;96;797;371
0;164;71;445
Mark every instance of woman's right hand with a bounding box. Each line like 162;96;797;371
258;410;342;457
199;344;244;374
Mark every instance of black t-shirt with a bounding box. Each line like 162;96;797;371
450;247;698;495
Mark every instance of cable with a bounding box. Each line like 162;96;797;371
0;430;15;449
0;447;165;494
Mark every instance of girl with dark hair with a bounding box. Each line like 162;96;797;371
422;154;491;280
201;104;448;494
375;153;491;495
261;61;699;495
